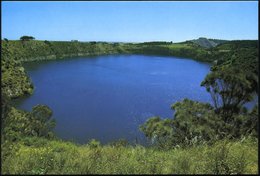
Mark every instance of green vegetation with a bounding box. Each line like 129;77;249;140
5;37;251;98
1;37;258;174
140;99;258;148
201;68;256;116
2;102;56;142
1;39;210;98
139;39;258;150
20;35;35;41
188;37;228;48
1;46;34;98
1;137;258;174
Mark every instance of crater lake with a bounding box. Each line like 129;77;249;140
14;55;212;144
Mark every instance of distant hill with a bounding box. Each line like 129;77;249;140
188;37;228;48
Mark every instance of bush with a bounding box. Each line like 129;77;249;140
88;139;101;149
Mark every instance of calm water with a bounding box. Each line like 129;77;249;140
15;55;212;144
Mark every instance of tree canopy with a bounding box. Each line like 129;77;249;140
201;67;255;118
20;36;35;41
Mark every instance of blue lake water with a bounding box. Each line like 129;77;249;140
15;55;212;144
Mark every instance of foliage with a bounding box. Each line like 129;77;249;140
140;117;175;149
1;44;34;98
210;40;258;76
138;41;173;45
108;139;129;147
239;105;258;137
140;98;258;148
139;39;258;149
20;36;35;41
2;39;257;99
140;99;220;148
88;139;101;149
1;38;258;174
201;67;255;117
189;37;228;48
1;137;257;174
31;105;56;137
1;92;11;122
44;40;51;45
2;105;56;143
171;99;222;144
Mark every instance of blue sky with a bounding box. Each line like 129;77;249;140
2;1;258;42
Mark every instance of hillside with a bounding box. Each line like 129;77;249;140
209;40;258;76
188;37;228;48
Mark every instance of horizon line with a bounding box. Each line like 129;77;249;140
1;37;258;43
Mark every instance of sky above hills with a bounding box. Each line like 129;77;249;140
2;1;258;42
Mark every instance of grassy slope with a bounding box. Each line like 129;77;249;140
2;137;257;174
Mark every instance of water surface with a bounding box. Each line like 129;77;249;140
15;55;211;144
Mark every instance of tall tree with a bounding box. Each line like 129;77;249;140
201;67;255;119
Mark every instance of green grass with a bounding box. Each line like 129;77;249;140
168;43;193;49
2;137;258;174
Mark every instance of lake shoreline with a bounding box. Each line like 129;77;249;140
15;55;212;144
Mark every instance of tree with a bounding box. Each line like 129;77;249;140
31;105;56;137
201;67;255;119
140;116;175;149
140;99;222;148
240;105;258;137
171;99;222;143
1;93;11;140
2;103;56;142
20;36;35;41
44;40;51;45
